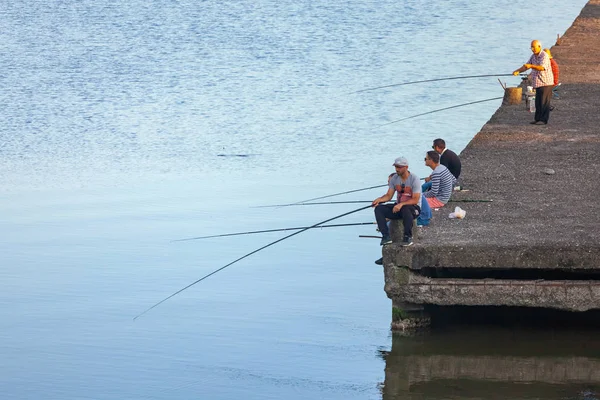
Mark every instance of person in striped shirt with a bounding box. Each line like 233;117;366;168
422;151;455;209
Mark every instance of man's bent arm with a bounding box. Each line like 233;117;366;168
399;192;420;207
372;188;395;206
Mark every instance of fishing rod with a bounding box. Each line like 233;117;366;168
448;199;493;203
258;198;492;208
134;204;373;320
271;177;426;208
286;184;387;206
172;221;376;242
255;200;373;208
379;96;503;126
350;74;521;95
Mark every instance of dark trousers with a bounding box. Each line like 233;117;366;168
534;85;553;123
374;204;420;238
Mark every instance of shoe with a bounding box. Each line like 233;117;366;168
550;106;555;111
530;121;540;125
374;257;383;265
380;234;392;246
400;236;413;246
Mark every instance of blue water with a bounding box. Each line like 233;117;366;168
0;0;592;399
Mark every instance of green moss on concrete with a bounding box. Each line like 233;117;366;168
392;306;410;321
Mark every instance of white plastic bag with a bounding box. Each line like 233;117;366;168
449;206;466;219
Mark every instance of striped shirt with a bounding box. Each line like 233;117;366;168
527;51;554;88
423;164;455;204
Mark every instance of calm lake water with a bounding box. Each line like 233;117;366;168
1;0;595;399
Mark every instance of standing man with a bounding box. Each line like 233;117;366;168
423;151;455;209
513;40;554;125
372;156;421;247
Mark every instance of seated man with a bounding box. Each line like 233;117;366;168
422;150;455;209
422;138;461;191
372;156;421;249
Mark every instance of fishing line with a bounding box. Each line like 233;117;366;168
255;200;374;208
134;204;373;320
172;221;376;242
288;184;387;206
259;199;492;208
448;199;493;203
379;96;503;127
350;74;520;95
285;177;425;207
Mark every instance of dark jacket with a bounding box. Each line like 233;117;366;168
440;149;461;179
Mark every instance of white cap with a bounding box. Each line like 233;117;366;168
392;156;408;167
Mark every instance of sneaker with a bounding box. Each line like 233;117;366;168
400;236;413;246
374;257;383;265
380;234;392;246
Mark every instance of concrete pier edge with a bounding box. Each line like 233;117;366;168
384;0;600;331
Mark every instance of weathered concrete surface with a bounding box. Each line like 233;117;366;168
383;0;600;323
385;268;600;311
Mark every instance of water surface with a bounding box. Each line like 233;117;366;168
0;0;592;398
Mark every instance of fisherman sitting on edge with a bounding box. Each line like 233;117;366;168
422;150;455;209
423;138;461;189
372;156;421;253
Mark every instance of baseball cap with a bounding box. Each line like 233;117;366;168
392;156;408;167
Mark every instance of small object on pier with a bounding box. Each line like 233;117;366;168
502;86;522;105
543;168;556;175
449;206;466;219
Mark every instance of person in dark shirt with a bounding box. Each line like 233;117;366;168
433;138;461;179
418;139;461;226
423;138;461;192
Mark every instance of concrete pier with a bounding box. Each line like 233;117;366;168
383;0;600;330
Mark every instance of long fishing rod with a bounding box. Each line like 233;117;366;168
259;199;492;208
287;184;387;206
255;200;373;208
350;74;520;95
172;221;376;242
134;204;373;320
379;96;503;126
278;177;426;207
448;199;493;203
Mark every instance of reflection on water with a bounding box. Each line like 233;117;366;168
381;327;600;400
